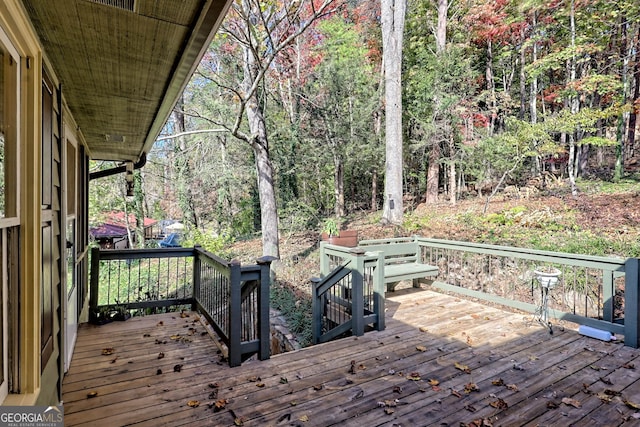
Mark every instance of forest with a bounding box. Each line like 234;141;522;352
89;0;640;257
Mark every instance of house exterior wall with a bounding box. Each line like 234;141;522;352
0;0;90;406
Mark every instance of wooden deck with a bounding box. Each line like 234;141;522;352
62;289;640;426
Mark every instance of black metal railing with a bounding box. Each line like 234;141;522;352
312;246;385;344
89;246;274;366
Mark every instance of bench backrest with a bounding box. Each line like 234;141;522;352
360;241;420;265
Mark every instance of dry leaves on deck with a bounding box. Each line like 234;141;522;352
416;345;427;352
561;397;581;408
101;347;115;355
455;361;472;374
187;400;200;408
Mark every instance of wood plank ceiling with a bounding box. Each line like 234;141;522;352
21;0;231;162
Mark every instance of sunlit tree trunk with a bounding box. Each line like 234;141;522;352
381;0;406;225
425;0;447;205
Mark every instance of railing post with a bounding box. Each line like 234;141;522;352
373;252;385;331
257;256;276;361
351;248;365;337
624;258;640;348
192;246;202;311
89;247;101;311
228;260;242;367
319;241;329;276
310;277;322;344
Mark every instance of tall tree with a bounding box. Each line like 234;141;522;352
381;0;406;225
197;0;336;257
424;0;447;204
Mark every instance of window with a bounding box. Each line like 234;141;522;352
0;26;19;403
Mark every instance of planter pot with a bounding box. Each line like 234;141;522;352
321;230;358;247
534;267;562;289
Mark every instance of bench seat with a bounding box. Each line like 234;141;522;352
360;240;439;291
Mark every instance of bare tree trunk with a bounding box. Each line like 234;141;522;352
448;134;456;205
381;0;406;225
242;18;280;258
567;0;578;197
425;0;447;205
333;152;345;217
371;168;378;211
627;28;640;160
530;11;538;124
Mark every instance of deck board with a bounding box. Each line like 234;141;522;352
62;289;640;426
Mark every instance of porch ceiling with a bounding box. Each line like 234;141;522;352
21;0;231;162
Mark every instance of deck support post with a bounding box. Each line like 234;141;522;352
624;258;640;348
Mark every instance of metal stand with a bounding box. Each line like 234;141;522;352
532;268;562;335
535;285;553;335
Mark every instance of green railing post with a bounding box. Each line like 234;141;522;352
373;252;385;331
228;259;242;367
310;277;322;344
351;248;365;337
319;241;329;276
192;245;202;311
89;247;101;311
624;258;640;348
257;256;276;361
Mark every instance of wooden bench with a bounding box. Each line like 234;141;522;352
359;238;439;291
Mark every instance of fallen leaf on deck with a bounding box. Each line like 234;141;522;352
209;382;219;389
156;369;162;375
489;398;508;409
299;414;309;422
277;414;291;422
547;401;559;409
466;336;473;345
87;391;98;398
407;372;421;381
358;364;366;371
349;360;357;375
155;339;167;344
208;390;218;399
256;383;265;388
313;384;323;391
248;376;261;382
624;400;640;410
590;365;601;371
384;407;395;415
600;377;613;385
110;357;118;364
604;389;621;396
561;397;581;408
101;348;115;355
213;399;228;412
451;389;462;398
173;364;183;372
157;321;164;326
464;404;477;412
622;362;635;370
455;362;471;374
464;383;479;393
416;345;427;352
180;311;189;318
280;377;288;384
597;393;613;403
187;400;200;408
491;378;504;386
428;379;440;386
158;352;165;359
234;417;245;426
393;385;403;394
419;327;429;332
170;335;181;340
143;333;151;337
506;384;518;391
